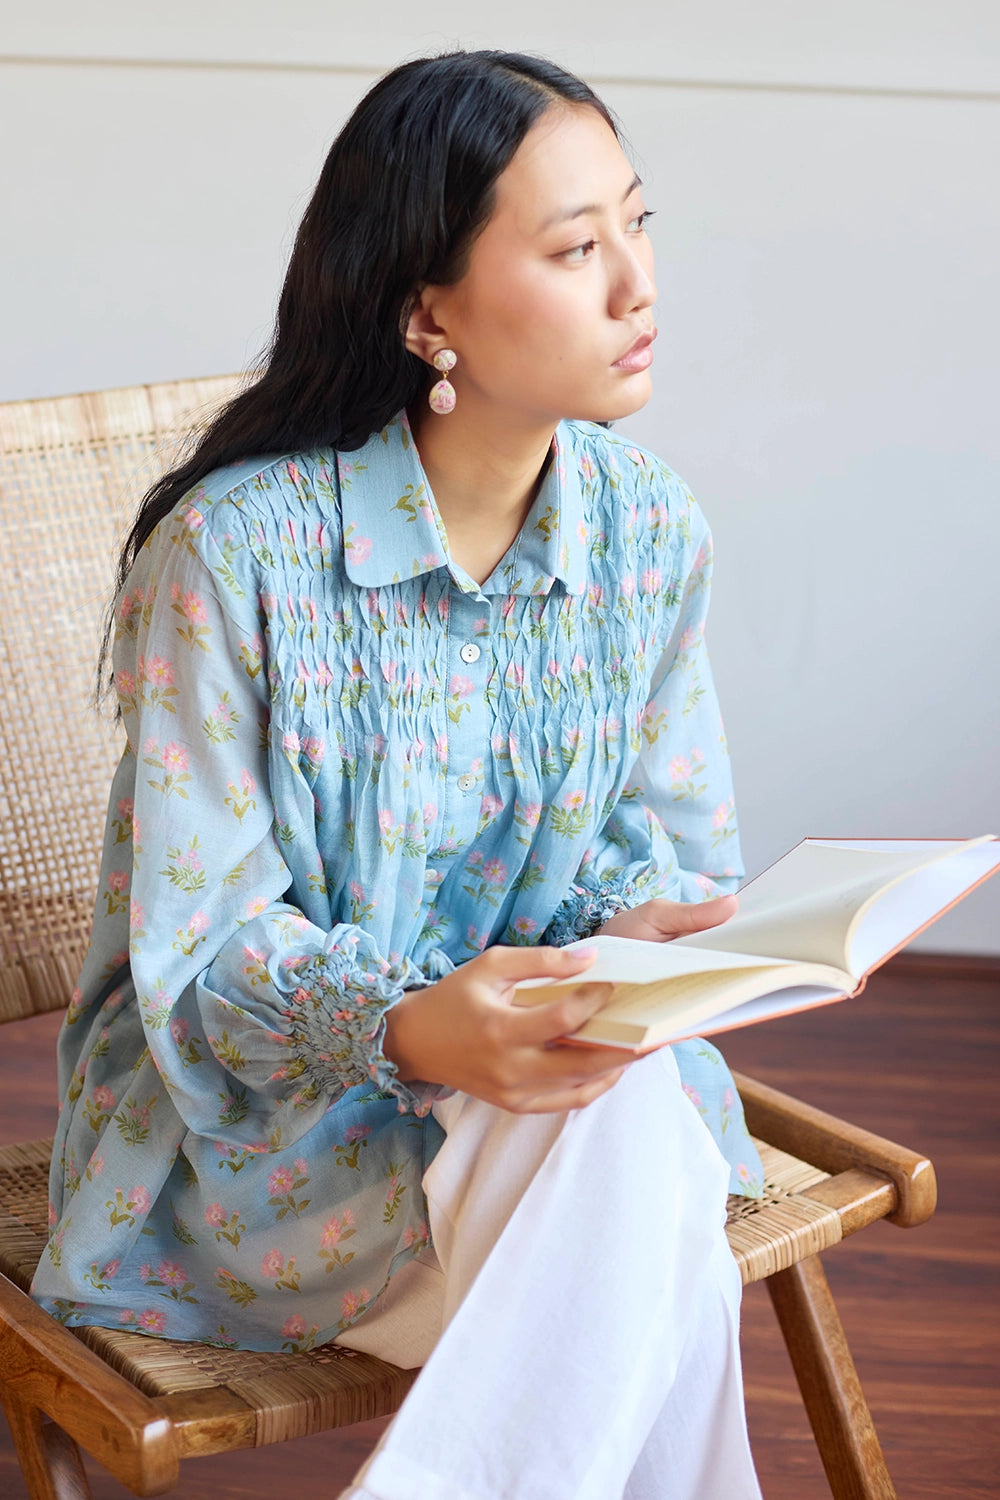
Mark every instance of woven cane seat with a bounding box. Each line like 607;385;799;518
0;1133;839;1450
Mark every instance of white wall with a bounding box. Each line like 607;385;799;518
3;3;998;949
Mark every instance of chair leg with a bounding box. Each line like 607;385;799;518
0;1391;92;1500
765;1254;895;1500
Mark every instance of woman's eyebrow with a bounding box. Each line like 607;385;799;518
539;173;643;231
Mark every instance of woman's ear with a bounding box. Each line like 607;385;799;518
404;289;452;366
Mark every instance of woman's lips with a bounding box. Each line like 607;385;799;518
612;329;657;373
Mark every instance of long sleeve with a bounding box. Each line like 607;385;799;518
113;505;447;1148
545;503;743;945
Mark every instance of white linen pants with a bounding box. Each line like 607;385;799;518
335;1047;762;1500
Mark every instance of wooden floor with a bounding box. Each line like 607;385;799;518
2;955;998;1498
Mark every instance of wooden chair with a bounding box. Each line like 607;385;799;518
0;378;936;1500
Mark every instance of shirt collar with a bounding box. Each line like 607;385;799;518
338;412;588;597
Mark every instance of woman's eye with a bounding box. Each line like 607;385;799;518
561;239;597;263
627;209;656;233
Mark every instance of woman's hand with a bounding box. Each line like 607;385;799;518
596;893;737;943
383;945;632;1114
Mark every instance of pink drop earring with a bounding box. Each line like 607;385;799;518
428;349;457;414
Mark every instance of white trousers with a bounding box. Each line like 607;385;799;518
335;1047;762;1500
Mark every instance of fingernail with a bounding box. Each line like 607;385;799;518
573;945;598;959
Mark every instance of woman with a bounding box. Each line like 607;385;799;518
34;51;764;1498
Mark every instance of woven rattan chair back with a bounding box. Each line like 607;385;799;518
0;378;240;1024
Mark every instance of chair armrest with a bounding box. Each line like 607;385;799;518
0;1270;179;1495
732;1071;937;1228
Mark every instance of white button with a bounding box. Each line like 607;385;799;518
460;641;481;663
456;773;476;792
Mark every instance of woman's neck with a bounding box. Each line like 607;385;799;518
408;403;556;587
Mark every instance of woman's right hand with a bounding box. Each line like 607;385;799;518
382;945;635;1114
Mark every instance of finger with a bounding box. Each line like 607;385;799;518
477;942;601;991
507;980;618;1045
646;892;738;937
513;1067;629;1115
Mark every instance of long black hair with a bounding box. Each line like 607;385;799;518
101;50;617;692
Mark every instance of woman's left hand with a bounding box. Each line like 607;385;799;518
596;893;737;944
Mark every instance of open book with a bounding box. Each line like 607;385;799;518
513;837;1000;1048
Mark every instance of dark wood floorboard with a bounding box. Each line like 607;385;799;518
1;958;997;1497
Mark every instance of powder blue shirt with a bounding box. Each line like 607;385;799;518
34;413;763;1352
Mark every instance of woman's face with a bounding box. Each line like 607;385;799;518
418;104;657;430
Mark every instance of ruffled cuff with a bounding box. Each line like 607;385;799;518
545;871;640;946
285;940;449;1117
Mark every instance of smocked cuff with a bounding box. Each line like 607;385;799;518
545;873;640;946
286;945;448;1117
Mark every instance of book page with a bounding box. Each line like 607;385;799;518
672;837;995;976
512;935;809;993
568;964;848;1047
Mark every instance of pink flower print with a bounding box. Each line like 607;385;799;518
722;1087;735;1111
571;654;588;674
508;663;525;687
88;1155;104;1178
479;794;503;821
180;591;207;624
349;880;365;903
300;736;324;767
139;1263;154;1282
482;857;507;887
137;1309;166;1333
563;789;586;811
261;1249;285;1278
587;584;604;608
423;801;437;825
341;1289;370;1321
640;568;661;594
204;1203;226;1228
421;552;443;569
294;1157;309;1175
712;802;731;829
381;659;398;683
513;916;538;938
239;769;256;796
320;1215;344;1249
344;1125;371;1145
679;625;701;652
245;895;269;919
449;674;475;699
189;910;209;935
158;1261;187;1286
694;874;715;895
521;803;542;828
434;733;448;759
668;755;691;782
91;1084;116;1112
161;742;189;774
283;730;300;754
580;453;596;482
47;1200;58;1228
116;669;136;696
682;1084;703;1109
282;1314;306;1339
690;746;704;761
345;531;373;564
547;659;561;677
129;1185;151;1215
100;1258;120;1280
466;924;488;952
181;503;204;531
169;1017;189;1045
145;655;175;686
377;810;395;834
286;460;301;485
119;1308;135;1325
620;574;636;599
116;797;134;821
268;1166;295;1195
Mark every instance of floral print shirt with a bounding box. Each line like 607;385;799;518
33;413;763;1352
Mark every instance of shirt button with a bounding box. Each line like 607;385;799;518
456;773;476;792
460;641;481;663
